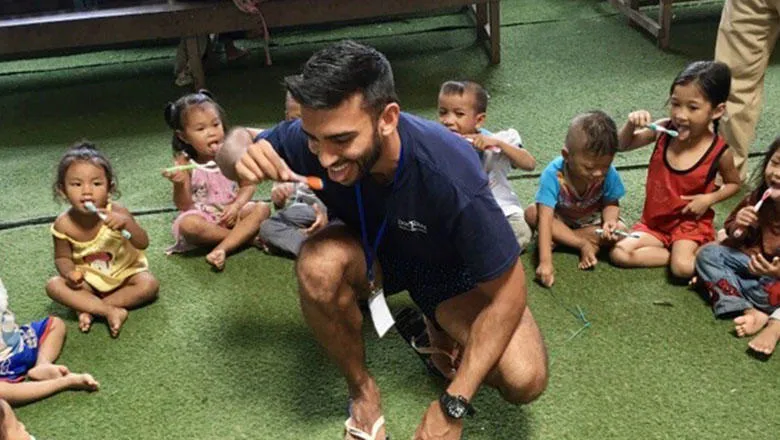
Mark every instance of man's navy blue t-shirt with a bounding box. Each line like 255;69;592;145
258;112;519;297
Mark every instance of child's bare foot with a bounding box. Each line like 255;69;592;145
578;242;599;270
78;312;93;333
106;307;129;338
734;308;769;337
27;364;69;381
67;373;100;391
748;320;780;355
206;249;226;271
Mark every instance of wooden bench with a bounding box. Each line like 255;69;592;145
0;0;501;88
607;0;715;49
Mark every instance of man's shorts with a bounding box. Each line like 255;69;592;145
379;254;477;321
632;219;715;248
0;316;54;382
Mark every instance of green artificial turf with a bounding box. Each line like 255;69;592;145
1;1;779;439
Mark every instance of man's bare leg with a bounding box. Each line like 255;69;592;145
295;225;387;440
435;289;548;404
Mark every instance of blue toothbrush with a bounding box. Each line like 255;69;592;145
646;123;679;138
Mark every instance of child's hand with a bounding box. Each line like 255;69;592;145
627;110;652;129
748;253;780;278
536;262;555;288
101;209;131;232
734;206;760;230
161;154;190;183
303;204;327;236
271;182;295;209
219;203;240;228
66;270;84;289
600;220;619;242
680;193;713;218
463;133;497;151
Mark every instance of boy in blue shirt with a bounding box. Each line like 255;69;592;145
525;111;627;287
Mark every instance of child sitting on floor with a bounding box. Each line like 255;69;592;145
695;138;780;356
46;142;159;337
437;80;536;249
610;61;741;280
257;90;328;257
0;279;98;406
162;90;270;270
525;110;627;288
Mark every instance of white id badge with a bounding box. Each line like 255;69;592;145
368;287;395;338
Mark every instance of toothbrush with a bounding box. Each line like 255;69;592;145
595;228;641;239
289;172;324;191
83;202;132;240
646;123;679;138
164;160;220;174
733;188;774;238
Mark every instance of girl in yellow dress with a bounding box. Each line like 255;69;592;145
45;142;159;338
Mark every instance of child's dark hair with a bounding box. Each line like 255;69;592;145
566;110;618;156
439;80;490;114
750;136;780;199
163;89;227;159
53;141;118;201
670;61;731;133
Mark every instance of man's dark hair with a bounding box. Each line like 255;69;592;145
285;40;399;117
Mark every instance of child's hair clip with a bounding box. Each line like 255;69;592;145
164;102;177;128
197;89;214;99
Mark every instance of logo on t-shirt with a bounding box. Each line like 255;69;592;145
397;219;428;234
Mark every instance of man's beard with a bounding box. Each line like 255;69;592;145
355;127;383;180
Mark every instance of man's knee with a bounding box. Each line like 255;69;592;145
296;234;360;306
497;360;549;405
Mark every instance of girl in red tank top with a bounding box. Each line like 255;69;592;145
609;61;741;280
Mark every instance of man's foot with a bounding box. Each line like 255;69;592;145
345;381;387;440
734;308;770;337
578;242;599;270
206;249;227;271
749;320;780;355
27;364;69;381
78;312;93;333
424;316;461;380
67;373;100;391
106;307;129;338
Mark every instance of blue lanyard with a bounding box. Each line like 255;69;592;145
355;145;404;289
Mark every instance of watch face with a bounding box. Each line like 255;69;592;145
450;400;466;419
447;400;466;418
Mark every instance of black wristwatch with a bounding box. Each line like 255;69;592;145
439;392;476;419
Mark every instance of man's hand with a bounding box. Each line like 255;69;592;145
536;261;555;287
303;204;327;236
236;140;293;183
414;400;464;440
681;193;713;218
748;253;780;278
